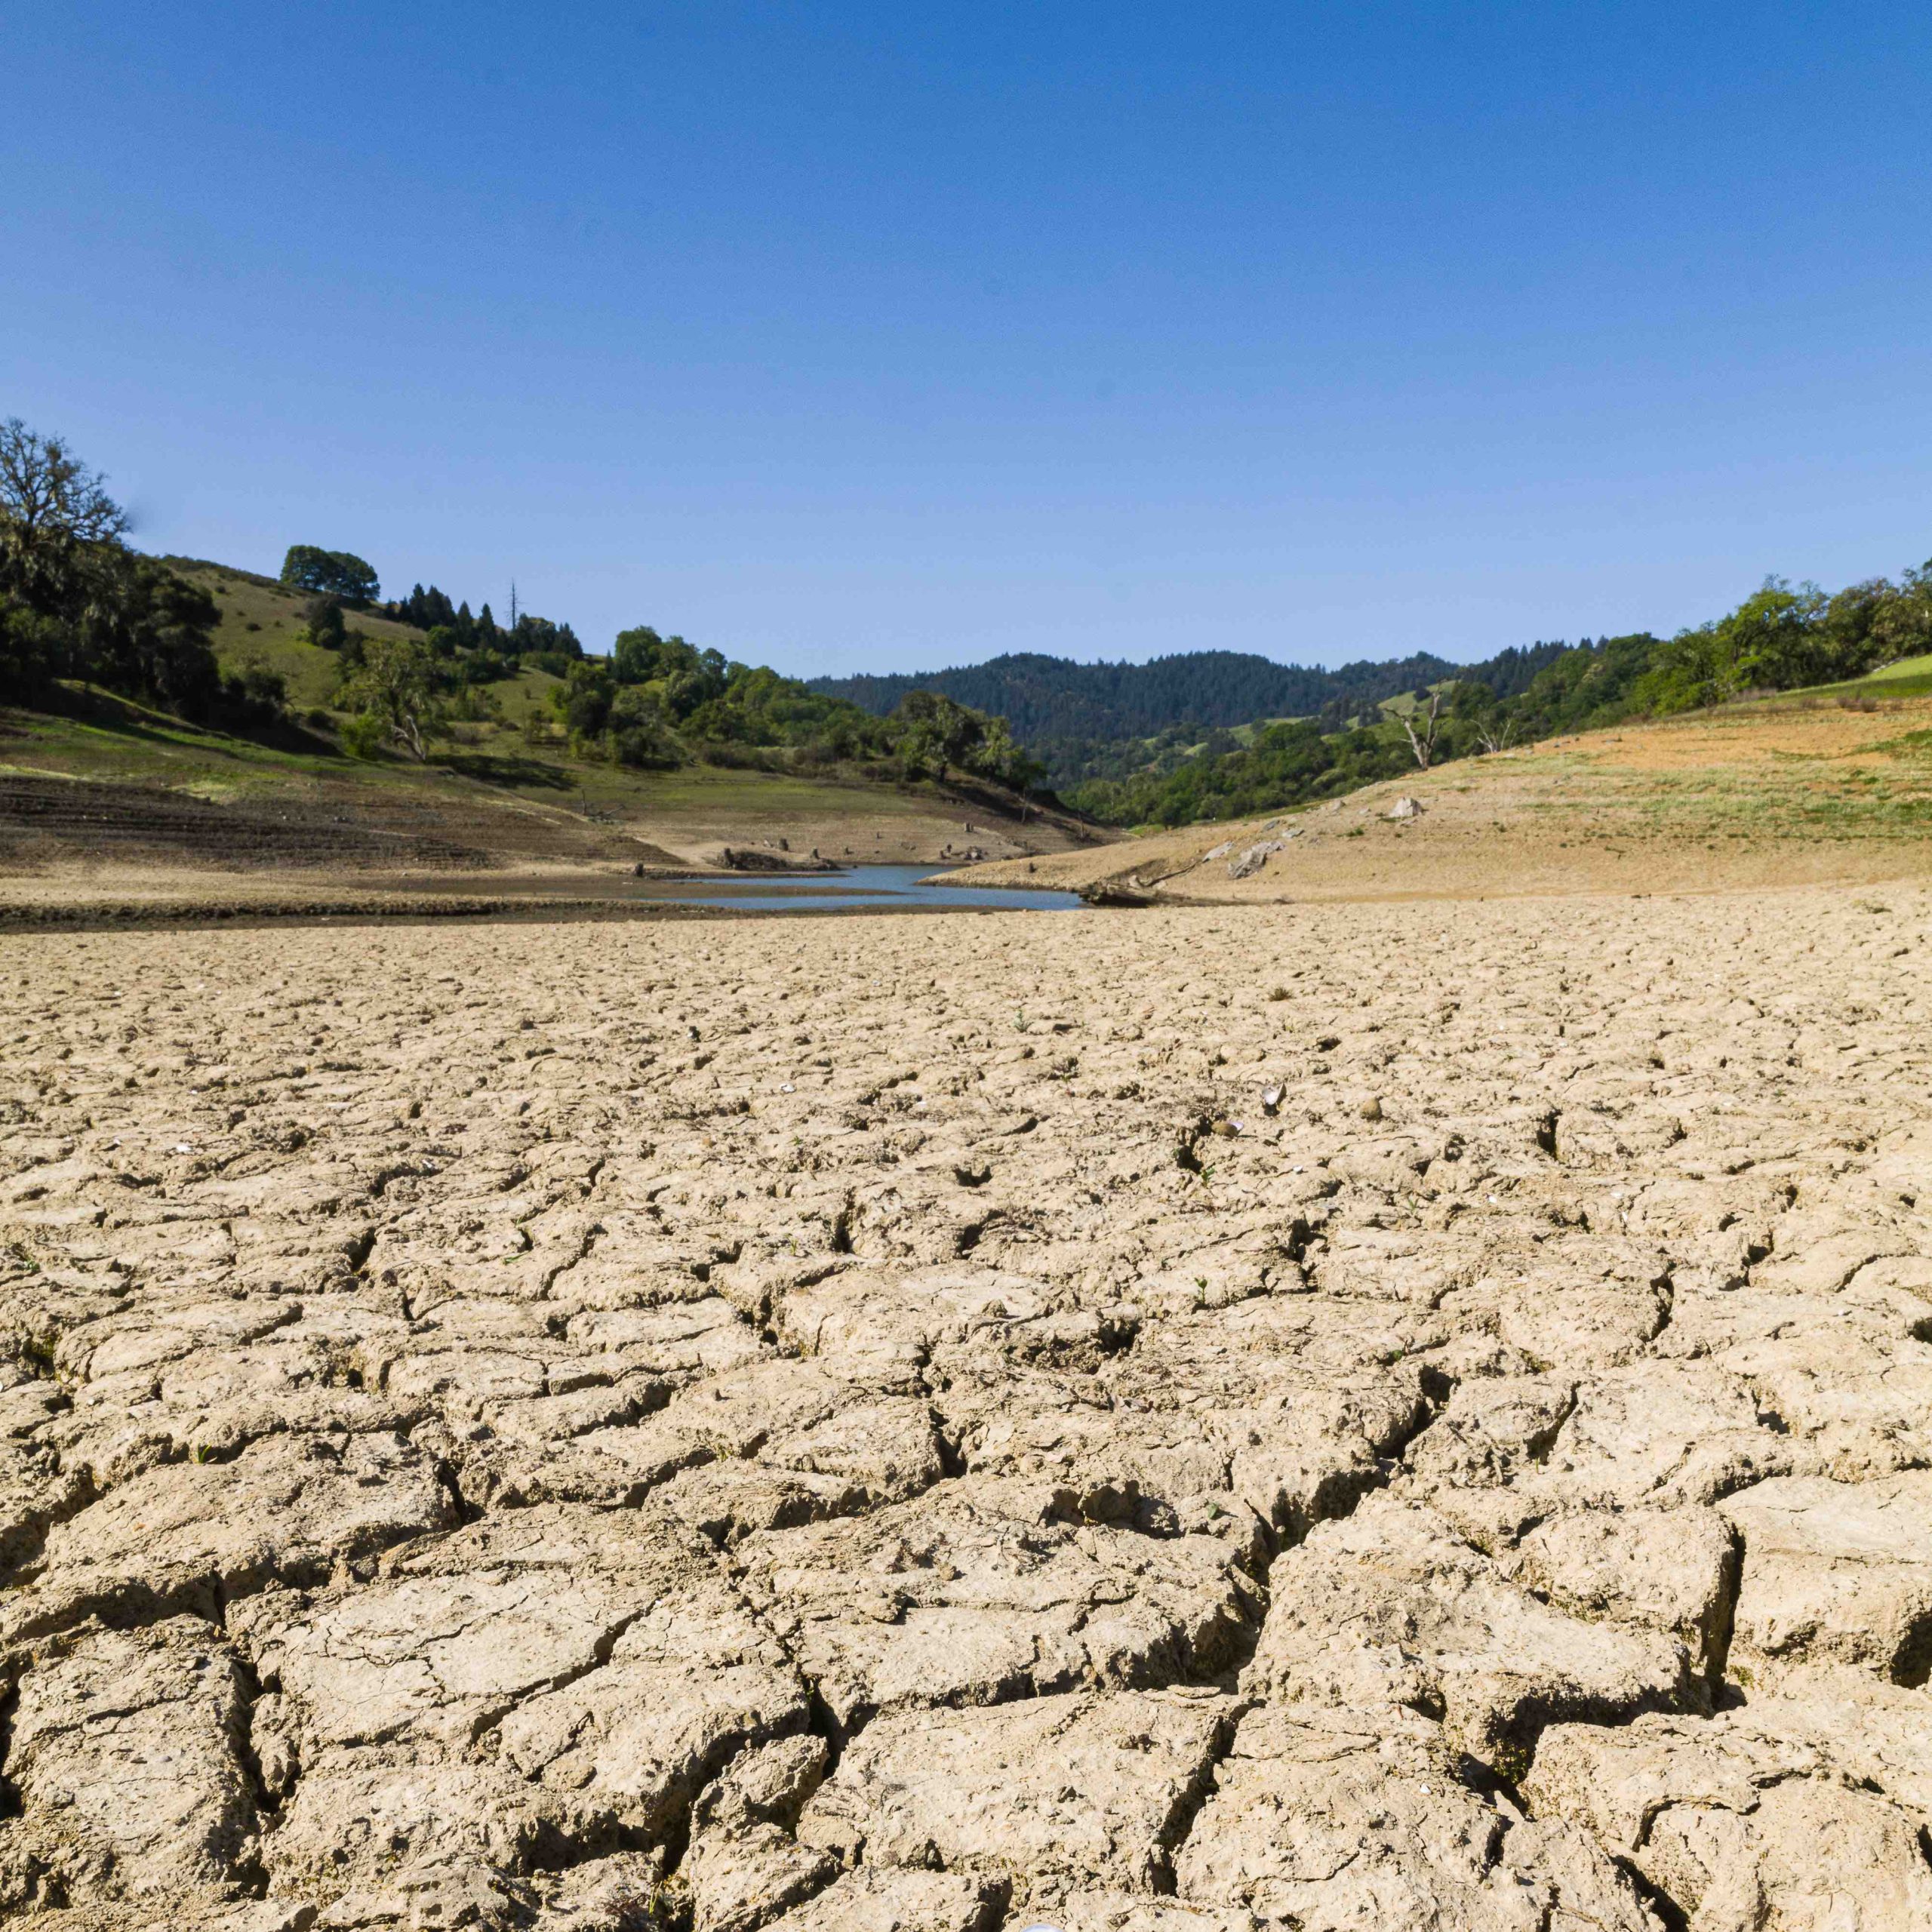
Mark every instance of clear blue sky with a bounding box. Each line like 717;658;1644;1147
8;3;1932;675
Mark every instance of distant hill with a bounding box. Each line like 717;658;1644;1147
809;644;1570;744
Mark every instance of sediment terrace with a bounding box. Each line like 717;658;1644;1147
0;886;1928;1929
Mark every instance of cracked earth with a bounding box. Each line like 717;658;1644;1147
0;885;1928;1930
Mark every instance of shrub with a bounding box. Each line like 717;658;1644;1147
340;712;386;758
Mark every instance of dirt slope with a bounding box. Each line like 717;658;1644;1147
0;691;1112;921
955;691;1932;902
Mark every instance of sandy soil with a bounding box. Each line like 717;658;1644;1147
958;693;1932;903
0;863;773;930
1;881;1928;1928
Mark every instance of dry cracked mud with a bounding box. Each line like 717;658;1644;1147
0;884;1928;1929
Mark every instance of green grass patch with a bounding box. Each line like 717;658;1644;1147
168;559;427;710
1751;653;1932;708
1854;652;1932;686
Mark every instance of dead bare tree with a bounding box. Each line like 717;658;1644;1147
1401;691;1444;771
1475;716;1516;755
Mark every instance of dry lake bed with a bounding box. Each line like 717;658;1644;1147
1;883;1928;1929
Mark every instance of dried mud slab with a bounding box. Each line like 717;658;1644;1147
0;882;1927;1927
0;1617;261;1914
3;1429;455;1645
1719;1472;1932;1681
734;1476;1255;1730
797;1688;1240;1911
1527;1711;1932;1927
1174;1703;1657;1930
1242;1494;1702;1765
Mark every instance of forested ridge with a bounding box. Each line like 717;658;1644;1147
810;640;1569;743
1072;573;1932;825
811;570;1932;826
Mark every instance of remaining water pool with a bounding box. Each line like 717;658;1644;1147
635;863;1081;913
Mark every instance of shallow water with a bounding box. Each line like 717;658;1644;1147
635;863;1081;913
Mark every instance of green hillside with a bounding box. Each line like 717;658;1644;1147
165;558;570;732
163;558;423;708
2;524;1101;878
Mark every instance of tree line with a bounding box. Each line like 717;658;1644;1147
281;541;1038;786
294;567;589;690
811;640;1581;791
809;641;1574;748
381;582;585;678
292;595;1036;788
1073;571;1932;826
